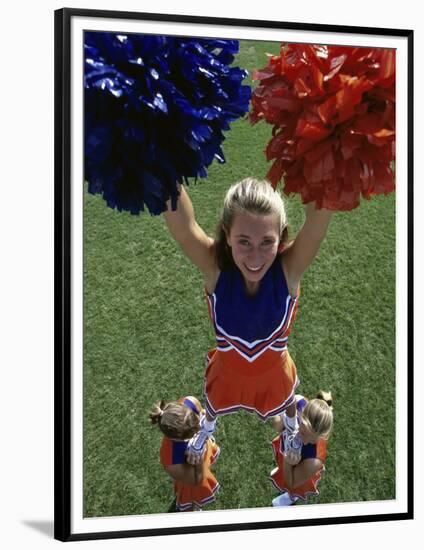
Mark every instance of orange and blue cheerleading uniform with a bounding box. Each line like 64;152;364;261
204;258;299;421
270;396;327;501
159;397;220;511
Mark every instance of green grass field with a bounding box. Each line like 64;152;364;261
83;40;395;517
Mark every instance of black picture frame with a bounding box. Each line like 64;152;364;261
54;7;414;542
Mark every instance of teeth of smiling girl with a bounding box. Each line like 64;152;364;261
247;265;262;272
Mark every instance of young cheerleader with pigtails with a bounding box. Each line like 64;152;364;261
149;396;220;512
270;391;333;506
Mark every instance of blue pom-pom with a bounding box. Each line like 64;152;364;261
84;32;251;215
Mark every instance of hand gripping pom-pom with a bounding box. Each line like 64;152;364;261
250;44;395;211
84;33;251;215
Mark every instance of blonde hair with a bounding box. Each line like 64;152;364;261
149;400;200;440
215;177;289;270
301;391;333;440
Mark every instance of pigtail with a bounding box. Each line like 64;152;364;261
149;399;201;439
149;400;166;425
316;390;333;409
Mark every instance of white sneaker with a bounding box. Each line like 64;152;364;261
272;492;298;506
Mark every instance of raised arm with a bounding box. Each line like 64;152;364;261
164;186;217;278
283;203;332;291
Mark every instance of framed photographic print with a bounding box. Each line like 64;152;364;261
54;7;413;542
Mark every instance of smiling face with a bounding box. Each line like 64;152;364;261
225;211;281;294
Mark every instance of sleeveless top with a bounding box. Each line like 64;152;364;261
206;259;299;363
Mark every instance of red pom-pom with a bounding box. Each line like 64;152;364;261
250;44;395;210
